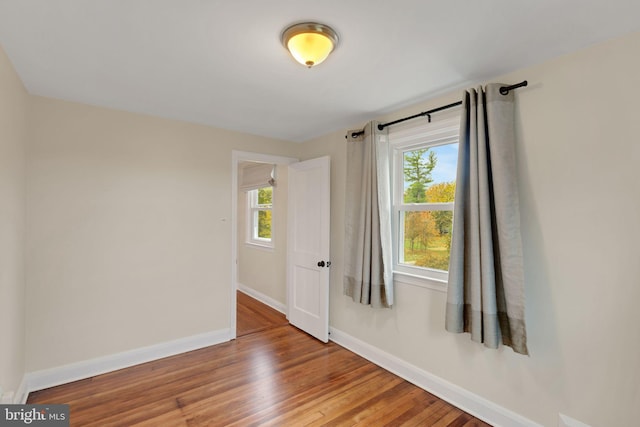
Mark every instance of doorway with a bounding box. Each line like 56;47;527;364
230;151;298;339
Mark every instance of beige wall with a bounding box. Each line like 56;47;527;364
237;165;288;305
299;31;640;427
6;27;639;426
25;96;298;371
0;46;28;396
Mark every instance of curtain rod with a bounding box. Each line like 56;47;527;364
347;80;528;139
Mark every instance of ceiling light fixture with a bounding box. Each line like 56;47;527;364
281;22;339;68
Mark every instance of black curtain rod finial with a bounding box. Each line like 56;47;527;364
500;80;528;95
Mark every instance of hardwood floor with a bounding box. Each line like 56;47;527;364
236;291;288;337
28;291;492;426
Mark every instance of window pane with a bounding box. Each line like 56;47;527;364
403;144;458;203
257;210;272;239
401;210;453;271
258;187;272;205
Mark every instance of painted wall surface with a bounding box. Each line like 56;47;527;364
8;27;640;427
25;96;298;371
0;45;27;396
299;31;640;427
237;165;288;305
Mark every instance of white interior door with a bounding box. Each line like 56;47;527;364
287;156;330;342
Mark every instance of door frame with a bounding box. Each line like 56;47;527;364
230;150;298;339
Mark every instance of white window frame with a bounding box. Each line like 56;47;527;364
246;186;274;249
389;113;460;291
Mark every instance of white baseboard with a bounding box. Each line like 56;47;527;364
0;376;30;404
329;327;542;427
237;283;286;314
559;414;591;427
23;328;231;397
15;376;29;404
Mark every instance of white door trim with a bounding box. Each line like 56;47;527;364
230;150;298;339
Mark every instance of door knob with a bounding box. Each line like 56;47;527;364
317;261;325;267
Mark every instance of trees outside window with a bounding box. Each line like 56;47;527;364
390;114;460;286
248;186;273;247
398;146;456;272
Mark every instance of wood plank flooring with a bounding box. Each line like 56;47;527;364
28;291;492;426
236;291;288;337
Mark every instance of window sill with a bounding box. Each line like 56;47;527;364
245;241;274;252
393;270;447;292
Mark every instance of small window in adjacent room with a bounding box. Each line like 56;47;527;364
247;186;273;247
390;113;460;290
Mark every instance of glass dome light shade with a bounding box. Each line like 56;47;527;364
281;23;339;68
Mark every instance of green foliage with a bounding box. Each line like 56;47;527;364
257;187;272;239
404;211;437;252
258;187;272;204
257;210;271;239
402;150;456;271
425;181;455;203
426;182;456;240
403;149;436;203
402;211;451;270
413;249;451;271
406;181;426;204
402;235;451;271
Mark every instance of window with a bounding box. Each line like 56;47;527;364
390;114;460;289
247;186;273;248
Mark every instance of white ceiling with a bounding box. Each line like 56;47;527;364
1;1;639;142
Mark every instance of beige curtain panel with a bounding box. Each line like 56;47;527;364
445;84;528;355
344;122;393;308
